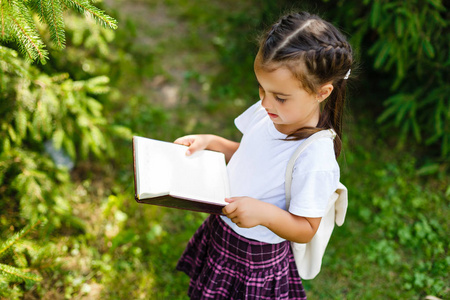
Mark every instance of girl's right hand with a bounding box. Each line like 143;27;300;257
174;134;212;156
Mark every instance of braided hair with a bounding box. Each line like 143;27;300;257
257;12;353;157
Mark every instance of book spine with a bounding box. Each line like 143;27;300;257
132;137;138;199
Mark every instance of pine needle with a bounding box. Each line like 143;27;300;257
7;2;49;62
61;0;118;29
45;0;66;49
0;218;44;259
1;0;117;63
1;1;6;39
0;263;42;282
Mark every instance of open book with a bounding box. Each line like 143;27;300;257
132;136;230;214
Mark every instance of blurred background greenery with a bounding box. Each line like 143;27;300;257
0;0;448;299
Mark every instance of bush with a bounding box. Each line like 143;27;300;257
321;0;449;160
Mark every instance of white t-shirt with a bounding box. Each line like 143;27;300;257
221;101;340;244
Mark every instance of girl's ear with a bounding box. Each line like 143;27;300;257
316;83;334;102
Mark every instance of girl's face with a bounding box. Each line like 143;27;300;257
254;64;326;135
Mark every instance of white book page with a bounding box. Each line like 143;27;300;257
169;150;229;205
135;137;174;198
135;136;229;204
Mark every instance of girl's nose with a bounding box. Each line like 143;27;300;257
261;95;271;110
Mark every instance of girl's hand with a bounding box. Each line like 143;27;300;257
175;134;239;162
174;134;213;156
223;197;322;243
222;197;270;228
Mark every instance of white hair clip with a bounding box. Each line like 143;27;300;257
344;69;351;80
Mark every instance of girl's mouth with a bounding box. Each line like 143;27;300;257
267;112;278;119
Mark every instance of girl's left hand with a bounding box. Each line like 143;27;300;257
222;197;270;228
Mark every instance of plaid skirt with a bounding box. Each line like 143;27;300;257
176;215;307;300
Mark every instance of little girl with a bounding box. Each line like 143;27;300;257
175;11;353;299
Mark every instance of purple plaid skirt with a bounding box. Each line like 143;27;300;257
176;215;307;299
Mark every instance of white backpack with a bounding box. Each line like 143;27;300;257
285;129;348;280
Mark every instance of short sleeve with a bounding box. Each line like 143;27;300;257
288;170;339;217
288;138;340;218
234;101;264;134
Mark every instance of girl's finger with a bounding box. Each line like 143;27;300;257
174;137;190;146
222;202;237;215
226;210;238;219
186;140;203;155
225;197;236;203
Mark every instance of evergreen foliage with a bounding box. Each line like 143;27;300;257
0;45;119;225
321;0;449;161
0;0;117;63
0;218;55;299
0;2;125;296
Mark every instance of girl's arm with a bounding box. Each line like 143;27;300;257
174;134;240;163
223;197;321;243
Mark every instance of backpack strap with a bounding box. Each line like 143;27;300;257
284;129;337;209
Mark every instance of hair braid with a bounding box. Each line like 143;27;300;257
257;12;353;157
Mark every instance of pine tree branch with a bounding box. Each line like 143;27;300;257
1;0;5;39
8;17;36;61
44;0;65;49
0;1;13;42
61;0;117;29
28;0;47;25
0;218;43;259
12;249;28;268
7;2;48;62
2;0;116;63
0;263;42;282
38;0;46;23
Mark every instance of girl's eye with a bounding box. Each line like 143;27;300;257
275;96;287;103
258;83;287;103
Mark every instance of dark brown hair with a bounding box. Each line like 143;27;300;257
257;12;353;157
